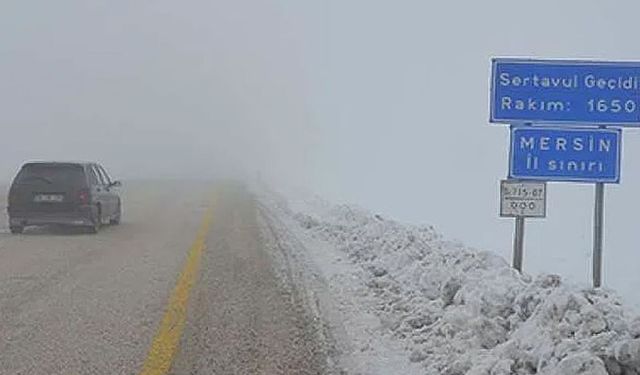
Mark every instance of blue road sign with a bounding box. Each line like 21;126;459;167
509;127;621;183
491;59;640;125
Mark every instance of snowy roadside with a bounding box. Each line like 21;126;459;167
255;185;640;375
256;190;424;375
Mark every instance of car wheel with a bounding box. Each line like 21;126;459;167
110;201;121;225
88;206;101;234
10;226;24;234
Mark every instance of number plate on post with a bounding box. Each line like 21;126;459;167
500;180;547;218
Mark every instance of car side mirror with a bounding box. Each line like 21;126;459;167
110;180;122;187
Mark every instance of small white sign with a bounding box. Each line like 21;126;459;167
500;180;546;218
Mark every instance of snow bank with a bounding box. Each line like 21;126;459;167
273;192;640;375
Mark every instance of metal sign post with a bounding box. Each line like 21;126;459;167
513;217;525;272
593;182;605;287
500;179;547;272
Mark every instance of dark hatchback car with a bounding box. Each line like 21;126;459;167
7;162;122;234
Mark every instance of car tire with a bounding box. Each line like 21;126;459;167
10;226;24;234
110;201;121;225
88;205;101;234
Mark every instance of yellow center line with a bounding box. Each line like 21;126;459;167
138;198;216;375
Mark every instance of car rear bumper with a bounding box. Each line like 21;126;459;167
9;206;94;227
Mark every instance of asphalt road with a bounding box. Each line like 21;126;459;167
0;181;327;375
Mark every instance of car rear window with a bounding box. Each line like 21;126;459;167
14;164;86;186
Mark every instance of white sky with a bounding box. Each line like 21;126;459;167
2;0;639;308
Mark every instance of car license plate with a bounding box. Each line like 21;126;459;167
34;194;64;203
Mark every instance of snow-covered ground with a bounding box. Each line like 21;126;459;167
256;186;640;375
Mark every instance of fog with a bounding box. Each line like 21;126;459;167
2;1;640;308
0;0;320;183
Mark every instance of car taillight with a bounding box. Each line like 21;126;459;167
78;189;90;204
